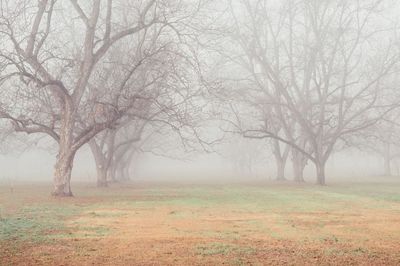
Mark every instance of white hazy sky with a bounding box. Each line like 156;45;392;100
0;143;389;184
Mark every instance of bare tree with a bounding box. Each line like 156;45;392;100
217;0;400;185
291;139;309;183
89;118;146;186
0;0;203;196
352;114;400;176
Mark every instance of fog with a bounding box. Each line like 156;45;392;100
0;0;400;194
2;1;400;264
0;141;390;184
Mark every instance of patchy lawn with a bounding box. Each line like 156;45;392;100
1;181;400;265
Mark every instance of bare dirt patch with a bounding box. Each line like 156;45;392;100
1;182;400;265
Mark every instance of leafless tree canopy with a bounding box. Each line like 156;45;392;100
0;0;400;195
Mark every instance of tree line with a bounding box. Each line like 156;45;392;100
0;0;400;196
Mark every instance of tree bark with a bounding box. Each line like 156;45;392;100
96;165;108;187
52;106;75;197
53;152;74;197
89;140;109;187
89;130;118;187
292;149;306;182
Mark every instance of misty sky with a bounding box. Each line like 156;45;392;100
1;0;400;187
0;143;387;183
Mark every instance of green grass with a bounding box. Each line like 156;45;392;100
1;181;399;247
0;201;112;245
196;242;255;256
119;183;400;213
0;204;81;244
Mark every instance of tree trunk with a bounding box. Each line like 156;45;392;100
89;130;118;186
53;151;74;197
292;150;306;182
384;143;392;176
276;158;286;181
117;158;131;181
115;164;124;181
315;161;326;186
89;140;109;187
272;140;289;181
108;161;117;182
293;159;305;182
89;139;112;187
52;107;75;197
122;164;130;181
119;147;137;181
96;165;108;187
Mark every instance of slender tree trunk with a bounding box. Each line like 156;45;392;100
276;158;286;181
117;156;131;181
119;147;137;181
115;163;126;181
108;161;117;182
89;130;117;186
315;160;326;185
384;143;392;176
384;157;391;176
112;151;125;181
121;164;130;181
89;141;108;187
272;140;289;181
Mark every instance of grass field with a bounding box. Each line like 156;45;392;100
1;180;400;265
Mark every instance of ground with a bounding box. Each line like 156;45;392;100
1;179;400;265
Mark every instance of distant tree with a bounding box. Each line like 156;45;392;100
353;116;400;176
86;38;209;186
218;0;400;185
219;135;266;178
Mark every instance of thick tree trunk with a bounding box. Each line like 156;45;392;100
96;166;108;187
292;150;306;182
293;159;305;182
52;107;75;197
53;152;74;197
315;161;326;186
